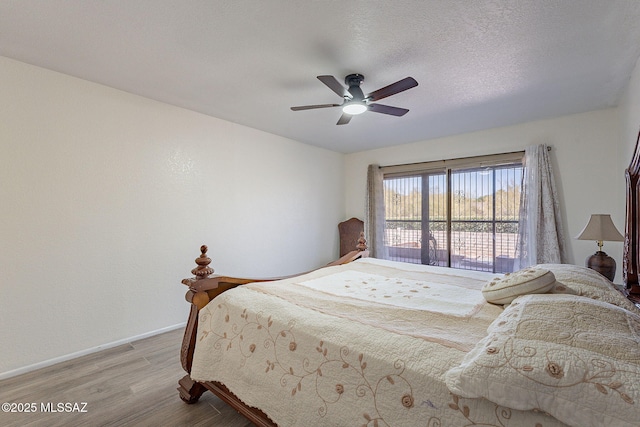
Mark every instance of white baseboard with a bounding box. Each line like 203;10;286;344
0;322;186;381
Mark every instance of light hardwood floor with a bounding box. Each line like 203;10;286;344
0;328;252;427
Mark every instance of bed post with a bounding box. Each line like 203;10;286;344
177;245;214;404
624;129;640;295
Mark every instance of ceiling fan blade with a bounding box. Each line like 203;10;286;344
367;77;418;102
368;103;409;116
290;103;340;111
336;113;352;125
317;75;349;98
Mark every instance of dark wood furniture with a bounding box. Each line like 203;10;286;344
624;128;640;296
177;234;369;426
338;217;364;257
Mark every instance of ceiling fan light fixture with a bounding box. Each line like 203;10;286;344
342;102;367;115
290;74;417;125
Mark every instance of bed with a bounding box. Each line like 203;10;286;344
177;133;640;426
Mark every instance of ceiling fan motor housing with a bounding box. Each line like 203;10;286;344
345;74;365;100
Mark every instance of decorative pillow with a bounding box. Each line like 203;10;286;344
537;263;639;312
445;294;640;427
481;267;556;304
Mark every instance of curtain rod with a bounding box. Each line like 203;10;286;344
376;145;552;170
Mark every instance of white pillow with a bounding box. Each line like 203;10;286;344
445;294;640;427
481;267;556;304
537;263;639;313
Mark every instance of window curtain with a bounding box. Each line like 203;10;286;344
516;144;567;267
365;164;387;258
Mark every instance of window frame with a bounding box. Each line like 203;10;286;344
380;151;524;272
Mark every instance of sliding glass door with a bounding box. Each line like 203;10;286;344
383;162;522;273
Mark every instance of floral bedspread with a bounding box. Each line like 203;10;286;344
190;258;567;427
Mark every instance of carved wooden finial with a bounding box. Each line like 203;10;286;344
356;232;367;251
191;245;214;279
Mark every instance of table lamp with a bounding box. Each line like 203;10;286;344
575;214;624;281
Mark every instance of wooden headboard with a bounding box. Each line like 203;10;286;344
624;129;640;294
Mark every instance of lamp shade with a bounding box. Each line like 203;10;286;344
575;214;624;242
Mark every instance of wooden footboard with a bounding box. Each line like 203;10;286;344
177;234;369;425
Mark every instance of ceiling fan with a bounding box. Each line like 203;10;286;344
290;74;418;125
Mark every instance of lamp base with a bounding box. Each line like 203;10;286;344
586;251;616;281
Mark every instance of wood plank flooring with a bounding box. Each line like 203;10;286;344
0;328;252;427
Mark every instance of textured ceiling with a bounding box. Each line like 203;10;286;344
1;1;640;153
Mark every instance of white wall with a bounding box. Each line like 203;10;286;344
619;55;640;173
0;56;344;377
345;108;625;281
